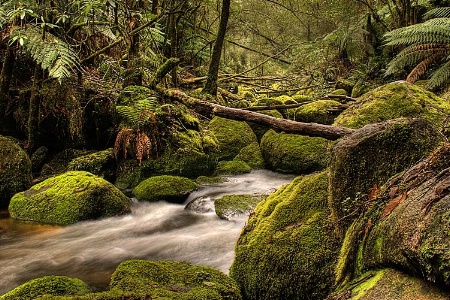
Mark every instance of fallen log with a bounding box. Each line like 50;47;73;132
156;86;355;140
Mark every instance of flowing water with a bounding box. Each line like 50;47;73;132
0;170;294;295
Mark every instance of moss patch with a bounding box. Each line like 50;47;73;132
333;81;450;129
260;129;329;174
109;260;242;299
216;160;251;175
295;100;341;125
133;175;198;203
0;135;32;209
214;194;266;220
233;142;264;169
9;171;131;225
0;276;90;300
230;172;340;300
208;117;257;160
67;149;116;182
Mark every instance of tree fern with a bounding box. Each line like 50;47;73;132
385;13;450;89
10;27;80;81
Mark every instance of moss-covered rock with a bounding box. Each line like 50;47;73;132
214;194;266;220
133;175;198;203
260;129;329;174
116;85;157;106
350;79;372;98
109;260;242;299
295;100;341;125
39;149;94;181
0;135;32;209
208;117;257;160
330;89;348;96
9;171;131;225
333;81;450;129
67;149;116;182
230;172;340;300
233;142;264;169
339;144;450;289
328;118;444;236
31;146;49;173
0;276;90;300
329;269;450;300
216;160;251;175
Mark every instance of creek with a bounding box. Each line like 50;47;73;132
0;170;294;295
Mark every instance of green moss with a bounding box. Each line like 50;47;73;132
295;100;341;125
116;86;156;106
216;160;251;175
9;171;131;225
351;270;386;300
351;80;372;98
230;172;341;300
133;175;198;203
208;117;257;160
291;94;312;103
274;95;296;104
31;146;49;173
0;135;32;209
0;276;90;300
109;260;242;299
330;89;348;96
214;194;266;220
39;149;94;181
67;149;115;181
260;129;329;174
233;142;264;169
334;81;450;129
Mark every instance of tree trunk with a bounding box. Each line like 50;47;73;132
157;87;355;140
0;45;15;133
27;66;43;151
203;0;231;96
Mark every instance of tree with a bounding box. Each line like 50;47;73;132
203;0;231;95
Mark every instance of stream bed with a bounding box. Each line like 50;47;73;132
0;170;294;295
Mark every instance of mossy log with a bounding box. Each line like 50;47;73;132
156;87;355;140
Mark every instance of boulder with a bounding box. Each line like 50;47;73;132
295;99;341;125
328;269;449;300
214;194;266;220
329;118;444;236
109;260;242;299
260;129;329;174
9;171;131;225
0;276;90;300
208;117;258;160
67;148;116;182
230;172;340;300
133;175;198;203
0;135;32;209
334;81;450;129
216;160;251;175
233;142;265;169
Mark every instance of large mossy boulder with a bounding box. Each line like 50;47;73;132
260;129;329;174
0;135;32;209
329;269;450;300
208;117;258;160
233;142;264;169
215;160;251;175
67;148;116;182
333;81;450;129
133;175;198;203
230;172;340;300
214;194;266;220
0;276;91;300
9;171;131;225
329;118;444;236
109;260;242;299
337;144;450;289
295;100;341;125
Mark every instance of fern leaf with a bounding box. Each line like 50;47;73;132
425;7;450;19
428;60;450;89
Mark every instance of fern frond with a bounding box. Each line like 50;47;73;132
425;7;450;19
116;105;139;128
406;54;443;83
384;19;450;46
386;44;448;75
427;60;450;89
11;27;80;81
114;128;134;159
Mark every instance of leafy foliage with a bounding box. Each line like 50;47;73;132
385;15;450;89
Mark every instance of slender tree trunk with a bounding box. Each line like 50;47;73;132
203;0;231;96
27;66;43;151
152;0;159;15
0;45;15;133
